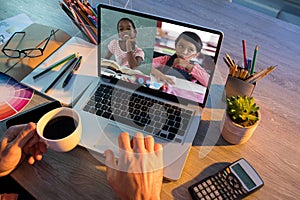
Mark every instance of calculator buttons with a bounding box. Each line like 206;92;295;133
189;169;247;200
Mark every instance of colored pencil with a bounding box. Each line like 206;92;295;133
242;40;247;68
250;45;258;75
70;3;97;44
33;53;77;79
44;57;78;93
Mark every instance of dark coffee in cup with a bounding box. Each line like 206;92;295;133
37;107;82;152
43;116;78;140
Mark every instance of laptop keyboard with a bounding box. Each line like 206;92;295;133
82;84;193;143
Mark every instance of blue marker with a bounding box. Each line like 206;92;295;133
246;58;252;72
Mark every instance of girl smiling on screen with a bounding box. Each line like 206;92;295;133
105;18;144;69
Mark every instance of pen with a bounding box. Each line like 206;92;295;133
33;53;77;79
242;40;247;68
250;45;258;75
44;56;78;93
62;55;82;88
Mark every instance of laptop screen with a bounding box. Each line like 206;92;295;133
98;4;223;106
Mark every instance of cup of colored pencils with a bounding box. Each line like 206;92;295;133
223;53;256;98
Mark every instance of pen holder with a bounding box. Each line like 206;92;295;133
225;75;256;98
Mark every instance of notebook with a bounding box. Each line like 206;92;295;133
74;4;223;180
21;36;97;106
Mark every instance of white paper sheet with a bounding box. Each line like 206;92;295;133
0;14;33;45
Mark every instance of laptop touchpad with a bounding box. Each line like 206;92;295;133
93;122;134;156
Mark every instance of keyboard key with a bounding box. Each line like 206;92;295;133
102;111;111;119
169;127;178;134
144;126;154;133
167;133;176;140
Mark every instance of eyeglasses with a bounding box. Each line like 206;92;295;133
1;29;55;58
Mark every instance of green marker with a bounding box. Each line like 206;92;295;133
250;45;258;75
33;53;78;79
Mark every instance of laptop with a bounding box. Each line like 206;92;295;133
74;3;223;180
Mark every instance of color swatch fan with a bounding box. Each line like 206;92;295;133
0;73;34;121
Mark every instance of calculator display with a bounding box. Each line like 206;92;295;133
231;163;256;190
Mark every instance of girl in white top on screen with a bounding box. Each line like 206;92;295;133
105;18;145;69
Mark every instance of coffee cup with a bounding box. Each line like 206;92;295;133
37;107;82;152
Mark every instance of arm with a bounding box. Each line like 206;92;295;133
126;50;143;69
105;50;113;60
151;56;175;85
126;40;144;69
173;58;194;72
105;132;163;200
189;63;210;87
105;40;115;60
151;68;175;85
173;58;210;87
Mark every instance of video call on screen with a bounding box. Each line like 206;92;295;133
99;7;221;104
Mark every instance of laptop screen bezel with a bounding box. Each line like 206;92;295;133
97;3;223;107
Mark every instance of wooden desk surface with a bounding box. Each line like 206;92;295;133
1;0;300;199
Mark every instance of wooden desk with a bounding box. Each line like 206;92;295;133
1;0;300;199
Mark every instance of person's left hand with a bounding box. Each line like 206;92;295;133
0;122;47;176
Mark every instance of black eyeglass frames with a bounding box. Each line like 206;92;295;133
1;29;55;58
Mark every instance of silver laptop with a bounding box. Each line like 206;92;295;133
74;4;223;180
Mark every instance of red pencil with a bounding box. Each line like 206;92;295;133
242;40;247;68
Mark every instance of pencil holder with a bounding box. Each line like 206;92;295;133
225;75;256;98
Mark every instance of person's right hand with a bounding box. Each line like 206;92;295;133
0;123;47;176
105;132;163;200
124;36;136;52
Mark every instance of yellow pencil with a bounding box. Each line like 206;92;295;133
245;68;267;83
226;53;235;67
249;66;277;83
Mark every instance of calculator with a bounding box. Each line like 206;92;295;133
188;158;264;200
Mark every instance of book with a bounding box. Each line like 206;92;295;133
100;58;145;75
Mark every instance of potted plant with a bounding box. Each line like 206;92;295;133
221;95;260;144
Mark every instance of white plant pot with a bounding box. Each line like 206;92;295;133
221;111;260;144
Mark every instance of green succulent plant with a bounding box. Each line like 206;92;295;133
226;95;260;127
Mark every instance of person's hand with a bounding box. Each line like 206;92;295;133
105;132;163;200
173;58;194;72
151;68;175;85
125;36;136;52
0;122;47;176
